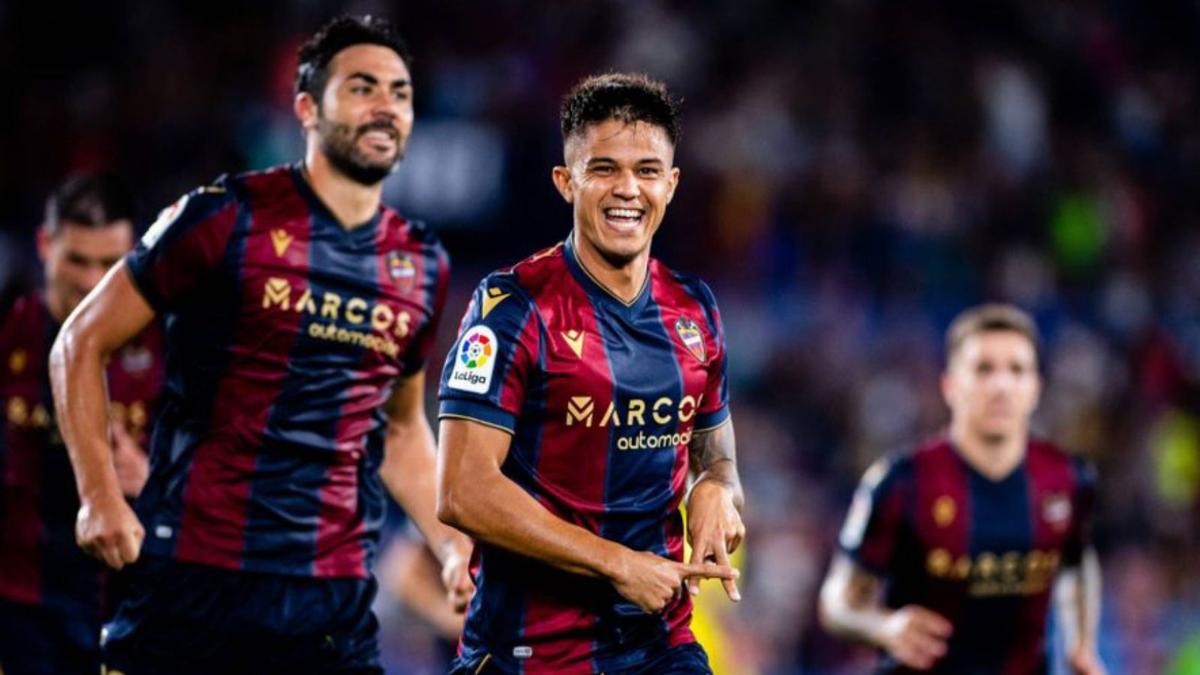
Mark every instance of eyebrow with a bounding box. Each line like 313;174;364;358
585;157;665;166
346;72;411;89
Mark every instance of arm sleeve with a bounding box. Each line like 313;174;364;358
694;280;731;432
437;274;539;434
399;242;451;377
124;180;239;312
838;456;908;576
1062;457;1098;567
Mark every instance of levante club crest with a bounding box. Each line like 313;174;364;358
388;251;416;291
675;317;706;362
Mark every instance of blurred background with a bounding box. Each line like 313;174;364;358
3;0;1200;672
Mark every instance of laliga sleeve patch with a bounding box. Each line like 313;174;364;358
140;194;190;248
448;325;499;394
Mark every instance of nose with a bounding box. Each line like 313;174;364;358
612;169;640;200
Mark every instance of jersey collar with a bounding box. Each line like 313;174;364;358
562;234;652;315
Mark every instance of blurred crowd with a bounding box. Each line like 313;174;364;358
3;1;1200;673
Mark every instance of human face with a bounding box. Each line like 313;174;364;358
38;220;132;322
304;44;413;185
942;330;1041;444
552;119;679;268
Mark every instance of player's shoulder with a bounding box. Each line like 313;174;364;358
1028;437;1097;485
651;258;720;307
472;241;570;303
509;241;570;290
379;207;445;252
859;446;920;491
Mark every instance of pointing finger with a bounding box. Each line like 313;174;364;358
713;541;741;602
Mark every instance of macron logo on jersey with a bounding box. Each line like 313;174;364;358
448;325;499;394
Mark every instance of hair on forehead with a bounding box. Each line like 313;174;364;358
295;15;412;99
560;72;680;146
945;303;1040;364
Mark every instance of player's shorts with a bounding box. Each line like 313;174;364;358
448;642;712;675
99;554;382;675
0;597;100;675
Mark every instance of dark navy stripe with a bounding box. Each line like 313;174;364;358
963;466;1033;672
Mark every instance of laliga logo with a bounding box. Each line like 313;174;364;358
460;331;494;369
447;326;499;394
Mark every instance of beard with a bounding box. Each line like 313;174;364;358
317;116;404;186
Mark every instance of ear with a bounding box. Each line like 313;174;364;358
35;225;51;263
294;92;319;132
551;166;574;204
940;369;955;410
665;167;681;204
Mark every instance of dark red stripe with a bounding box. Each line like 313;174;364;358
498;312;539;415
0;297;50;604
175;174;310;569
913;440;971;625
519;259;607;671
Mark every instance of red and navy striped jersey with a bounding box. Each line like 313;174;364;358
438;237;730;673
838;437;1097;674
0;292;163;613
123;164;449;579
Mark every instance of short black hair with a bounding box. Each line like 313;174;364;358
295;15;412;99
43;174;136;236
560;72;680;146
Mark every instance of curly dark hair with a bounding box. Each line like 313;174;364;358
295;15;412;99
560;72;680;145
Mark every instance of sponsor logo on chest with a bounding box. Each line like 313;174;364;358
259;277;413;358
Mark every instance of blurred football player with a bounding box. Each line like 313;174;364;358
820;304;1104;674
0;175;162;675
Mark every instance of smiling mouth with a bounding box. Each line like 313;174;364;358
603;207;645;230
360;128;398;151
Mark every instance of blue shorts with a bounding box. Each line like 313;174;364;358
101;555;382;675
448;642;712;675
0;597;100;675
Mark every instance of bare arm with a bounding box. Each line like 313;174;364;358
49;262;155;569
819;553;952;670
685;420;745;599
436;417;736;612
1055;548;1106;674
379;370;475;609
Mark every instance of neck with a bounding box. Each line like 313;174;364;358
572;230;650;303
949;420;1027;480
303;146;384;229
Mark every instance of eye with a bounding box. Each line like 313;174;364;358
590;165;615;176
638;166;661;177
350;85;372;96
392;89;410;101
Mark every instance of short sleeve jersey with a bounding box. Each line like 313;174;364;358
838;438;1097;674
123;164;449;578
438;237;730;673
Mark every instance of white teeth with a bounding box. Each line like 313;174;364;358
365;131;393;142
605;208;642;219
